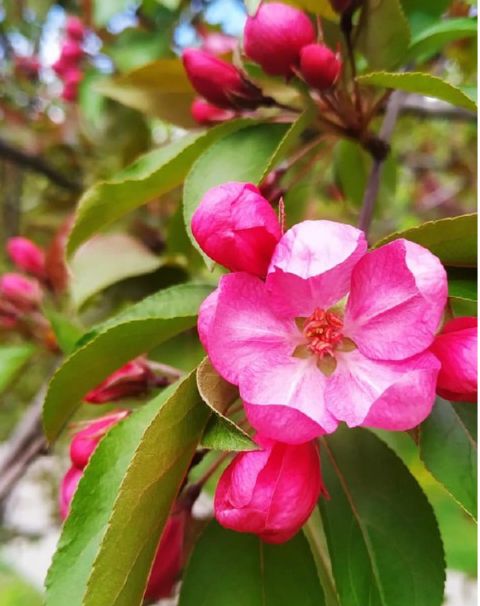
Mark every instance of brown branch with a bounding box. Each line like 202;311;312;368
0;138;81;192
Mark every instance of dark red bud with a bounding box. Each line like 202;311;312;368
300;44;342;90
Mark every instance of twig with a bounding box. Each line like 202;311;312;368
0;138;81;192
358;90;404;236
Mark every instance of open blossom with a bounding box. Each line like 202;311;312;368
430;317;477;402
199;217;447;444
6;237;45;277
84;358;154;403
244;2;315;77
192;182;282;277
215;436;323;543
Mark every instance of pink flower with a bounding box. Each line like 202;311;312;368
430;317;477;402
300;44;342;90
6;237;45;277
144;512;185;600
192;182;282;277
191;98;235;125
60;40;83;64
65;16;85;41
182;49;264;109
70;411;129;469
199;219;447;443
84;358;154;403
0;273;43;309
200;31;237;55
244;2;315;77
214;435;323;543
59;466;82;520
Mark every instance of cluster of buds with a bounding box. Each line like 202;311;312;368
52;16;86;102
14;54;41;81
60;411;186;600
183;2;342;126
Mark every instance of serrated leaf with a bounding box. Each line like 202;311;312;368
0;344;36;394
358;72;477;113
320;427;445;606
357;0;411;70
407;18;477;63
67;119;253;256
420;399;477;520
82;370;209;606
42;283;212;441
374;213;477;267
179;520;325;606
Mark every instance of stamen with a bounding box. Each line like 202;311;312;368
302;308;344;358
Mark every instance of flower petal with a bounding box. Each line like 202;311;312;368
208;273;298;385
326;349;440;430
344;239;447;360
266;220;367;317
197;289;219;351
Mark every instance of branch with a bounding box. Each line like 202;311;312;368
0;138;81;192
358;90;404;236
399;93;476;122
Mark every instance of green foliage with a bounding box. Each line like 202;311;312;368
179;521;326;606
0;344;36;394
407;18;477;63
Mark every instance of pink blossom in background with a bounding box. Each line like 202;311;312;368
214;436;323;543
65;16;85;41
199;30;237;55
199;218;447;444
6;237;46;277
192;182;282;277
244;2;315;77
430;316;477;402
84;358;154;403
0;273;43;309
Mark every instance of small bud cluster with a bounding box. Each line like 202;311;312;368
52;16;86;103
183;2;342;126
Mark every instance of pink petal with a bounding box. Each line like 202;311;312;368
208;273;297;385
242;353;338;443
326;349;440;430
197;289;219;351
266;220;367;317
344;239;447;360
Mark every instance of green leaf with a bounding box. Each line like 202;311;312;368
420;399;477;520
399;0;452;37
42;283;212;441
320;427;445;606
43;309;83;354
356;0;411;70
82;370;209;606
284;0;337;19
358;72;477;113
67;119;253;256
197;358;255;452
179;520;325;606
0;344;36;393
183;118;309;261
407;18;477;62
69;234;162;309
93;0;129;26
448;268;477;316
374;213;477;267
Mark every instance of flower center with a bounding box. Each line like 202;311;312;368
302;308;344;358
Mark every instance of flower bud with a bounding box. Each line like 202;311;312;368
84;358;154;403
182;49;264;109
59;466;82;520
70;411;129;469
191;98;235;125
6;237;45;278
244;2;315;77
300;43;342;90
60;40;83;64
144;512;185;601
214;436;323;543
14;55;40;79
65;16;85;41
430;317;477;402
191;182;282;277
0;273;43;309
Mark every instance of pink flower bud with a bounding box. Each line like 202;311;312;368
430;317;477;402
144;512;185;600
64;66;83;87
60;40;83;64
214;436;324;543
182;49;264;109
70;411;129;469
191;98;235;125
61;80;79;102
65;16;85;41
300;43;342;90
52;57;69;77
59;466;82;520
84;358;154;404
191;182;282;277
244;2;315;77
6;237;45;277
0;273;43;309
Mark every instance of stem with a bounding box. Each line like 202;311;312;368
340;13;362;120
180;452;231;511
358;90;404;236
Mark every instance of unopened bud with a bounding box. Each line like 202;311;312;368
191;98;235;125
6;237;45;278
300;43;342;90
84;358;154;403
